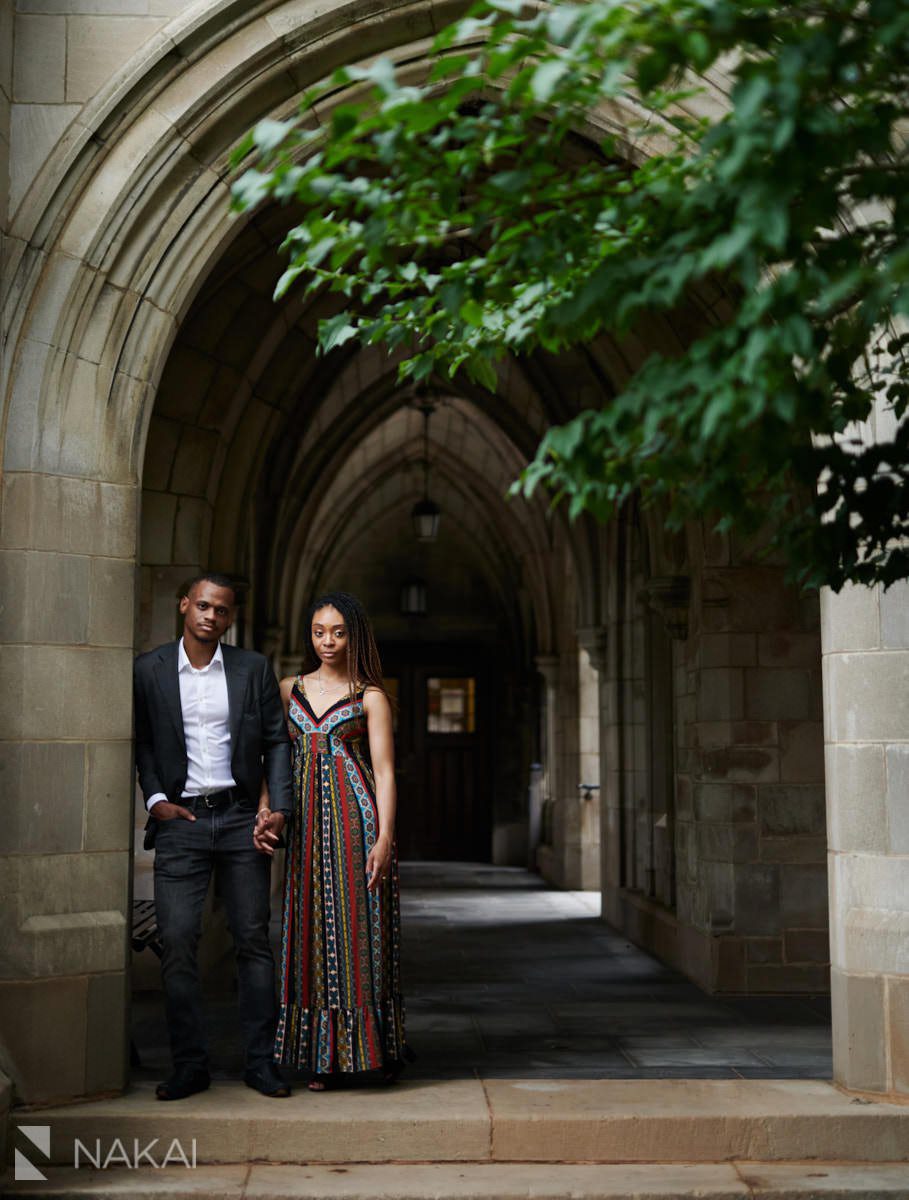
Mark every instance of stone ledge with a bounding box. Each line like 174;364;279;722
8;1080;909;1168
10;1079;489;1165
486;1079;909;1163
3;1161;909;1199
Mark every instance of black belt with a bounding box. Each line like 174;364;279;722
182;788;248;811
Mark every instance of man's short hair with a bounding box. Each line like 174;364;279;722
182;572;240;604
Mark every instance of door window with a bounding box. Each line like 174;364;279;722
427;677;476;734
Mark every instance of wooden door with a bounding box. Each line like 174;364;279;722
382;650;491;861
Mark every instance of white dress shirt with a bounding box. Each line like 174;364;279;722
146;639;237;811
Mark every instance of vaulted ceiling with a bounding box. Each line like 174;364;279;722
142;189;719;658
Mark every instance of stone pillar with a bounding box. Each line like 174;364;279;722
0;476;137;1104
823;581;909;1098
261;624;285;674
534;655;560;879
578;626;608;891
0;0;15;1138
0;0;11;238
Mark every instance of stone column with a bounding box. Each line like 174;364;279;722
578;626;608;891
0;0;10;239
261;624;285;674
0;476;137;1104
534;655;560;879
823;581;909;1097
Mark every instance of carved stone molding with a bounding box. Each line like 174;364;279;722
642;575;691;640
535;654;560;688
576;625;608;674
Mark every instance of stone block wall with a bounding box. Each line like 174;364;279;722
0;550;136;1101
601;514;829;995
823;580;909;1096
1;0;11;235
539;637;582;888
537;558;603;891
7;2;190;221
673;557;827;993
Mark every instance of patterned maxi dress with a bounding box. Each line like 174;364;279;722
273;678;408;1076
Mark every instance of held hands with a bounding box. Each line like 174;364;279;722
365;832;392;892
253;808;285;856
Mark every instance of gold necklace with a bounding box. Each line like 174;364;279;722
316;669;347;695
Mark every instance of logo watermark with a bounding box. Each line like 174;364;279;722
14;1125;198;1179
14;1126;49;1182
74;1137;198;1169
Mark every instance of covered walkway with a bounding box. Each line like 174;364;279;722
131;864;831;1084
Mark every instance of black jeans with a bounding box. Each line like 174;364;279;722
153;800;276;1071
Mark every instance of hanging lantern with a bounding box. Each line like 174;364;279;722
411;497;441;542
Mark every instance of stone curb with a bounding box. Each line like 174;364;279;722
2;1161;909;1199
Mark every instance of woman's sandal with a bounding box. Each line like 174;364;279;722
307;1075;329;1092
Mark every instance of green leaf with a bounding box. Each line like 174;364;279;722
318;312;359;354
466;353;499;391
636;49;672;94
230;169;272;212
331;106;360;138
531;59;569;103
489;168;534;191
460;298;485;326
229;131;255;168
732;73;772;122
546;4;582;45
252;119;291;155
683;31;713;69
273;265;304;300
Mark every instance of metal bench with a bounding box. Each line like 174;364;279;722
130;900;163;1069
131;899;163;959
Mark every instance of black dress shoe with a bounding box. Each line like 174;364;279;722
244;1062;291;1097
155;1067;210;1101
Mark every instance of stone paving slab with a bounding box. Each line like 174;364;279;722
3;1161;909;1199
133;863;832;1085
741;1162;909;1197
20;1079;490;1165
484;1079;909;1163
245;1163;750;1199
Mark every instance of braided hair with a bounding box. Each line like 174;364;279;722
302;590;387;704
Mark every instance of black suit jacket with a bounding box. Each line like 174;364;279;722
134;641;292;846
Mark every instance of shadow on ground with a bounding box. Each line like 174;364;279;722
131;862;831;1084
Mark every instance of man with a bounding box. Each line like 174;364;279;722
134;573;292;1101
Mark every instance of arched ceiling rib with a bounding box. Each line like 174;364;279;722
287;431;549;650
137;24;733;661
148;145;724;512
145;187;723;658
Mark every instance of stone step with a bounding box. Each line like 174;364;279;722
3;1161;909;1199
6;1080;909;1169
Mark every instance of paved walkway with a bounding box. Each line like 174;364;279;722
131;862;832;1083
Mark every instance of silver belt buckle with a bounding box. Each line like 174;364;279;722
203;792;218;808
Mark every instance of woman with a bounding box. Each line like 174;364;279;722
256;591;409;1090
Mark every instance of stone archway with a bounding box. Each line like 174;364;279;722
0;0;472;1106
134;171;625;883
0;0;616;1102
2;0;907;1108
